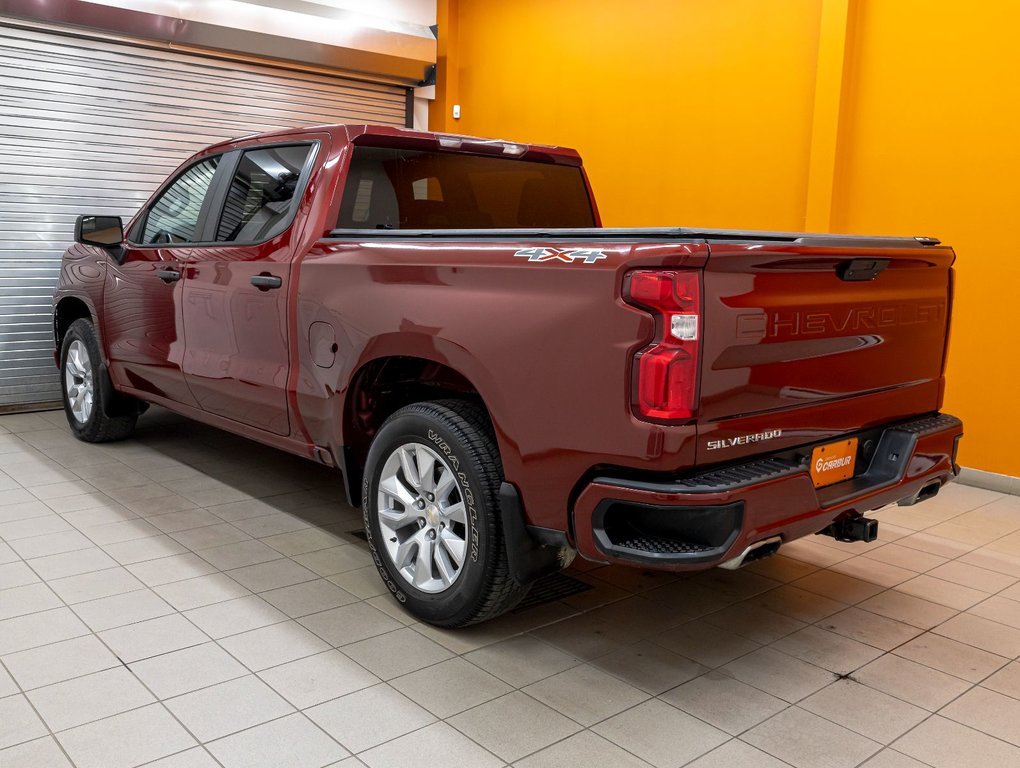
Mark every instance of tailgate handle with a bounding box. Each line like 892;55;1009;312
838;259;889;281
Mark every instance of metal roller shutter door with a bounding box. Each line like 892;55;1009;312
0;22;409;408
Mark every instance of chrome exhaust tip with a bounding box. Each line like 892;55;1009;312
718;536;782;570
897;480;942;507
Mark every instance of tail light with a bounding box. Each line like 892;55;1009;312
624;269;702;421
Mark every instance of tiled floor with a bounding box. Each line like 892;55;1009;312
2;408;1020;768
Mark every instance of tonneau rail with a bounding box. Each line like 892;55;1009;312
325;227;942;248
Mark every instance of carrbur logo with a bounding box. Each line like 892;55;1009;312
816;455;853;473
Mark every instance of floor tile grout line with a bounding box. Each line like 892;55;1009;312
440;688;586;765
291;707;361;763
350;707;507;765
0;617;95;657
870;666;1020;768
511;725;660;768
134;742;227;768
879;746;938;768
914;583;1020;647
0;654;80;766
7;555;386;649
885;521;1016;563
3;534;96;563
926;528;1020;574
452;632;587;688
915;612;1020;722
2;633;155;694
687;737;803;768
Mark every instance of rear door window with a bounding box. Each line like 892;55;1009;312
215;144;313;243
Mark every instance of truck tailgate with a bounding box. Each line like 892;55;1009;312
697;241;954;465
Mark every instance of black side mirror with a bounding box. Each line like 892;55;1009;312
75;215;124;248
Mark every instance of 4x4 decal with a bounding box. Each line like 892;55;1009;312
514;247;607;264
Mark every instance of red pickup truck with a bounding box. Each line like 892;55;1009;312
54;124;962;626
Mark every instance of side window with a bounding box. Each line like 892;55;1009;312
216;144;313;243
141;157;220;244
336;151;398;229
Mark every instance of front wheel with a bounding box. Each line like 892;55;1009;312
60;318;139;442
363;400;528;627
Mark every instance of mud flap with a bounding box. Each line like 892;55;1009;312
499;482;570;585
97;362;146;418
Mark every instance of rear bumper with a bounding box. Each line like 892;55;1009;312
572;412;963;570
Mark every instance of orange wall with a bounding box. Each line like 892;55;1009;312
432;0;823;230
432;0;1020;477
830;1;1020;477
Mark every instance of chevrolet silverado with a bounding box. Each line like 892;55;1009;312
53;124;963;626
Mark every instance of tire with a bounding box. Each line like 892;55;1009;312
363;400;529;627
60;318;139;442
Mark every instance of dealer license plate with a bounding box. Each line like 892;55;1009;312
810;438;858;488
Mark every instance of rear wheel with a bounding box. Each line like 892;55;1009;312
60;318;138;442
363;400;528;626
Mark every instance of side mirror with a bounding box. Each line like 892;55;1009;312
75;215;124;248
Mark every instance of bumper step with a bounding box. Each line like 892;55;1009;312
614;536;716;555
594;412;963;496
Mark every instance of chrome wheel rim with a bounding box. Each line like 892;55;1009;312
376;442;468;594
64;340;94;425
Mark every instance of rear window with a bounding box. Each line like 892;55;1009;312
336;146;595;229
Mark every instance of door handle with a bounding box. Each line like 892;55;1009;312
251;274;283;291
156;268;181;283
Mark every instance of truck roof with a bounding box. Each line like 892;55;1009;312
204;123;583;165
200;125;940;245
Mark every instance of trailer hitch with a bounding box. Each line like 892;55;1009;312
818;515;878;543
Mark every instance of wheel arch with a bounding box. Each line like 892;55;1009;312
53;295;103;363
54;296;143;424
339;353;499;508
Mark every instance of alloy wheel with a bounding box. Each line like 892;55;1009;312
376;442;468;593
64;339;94;425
